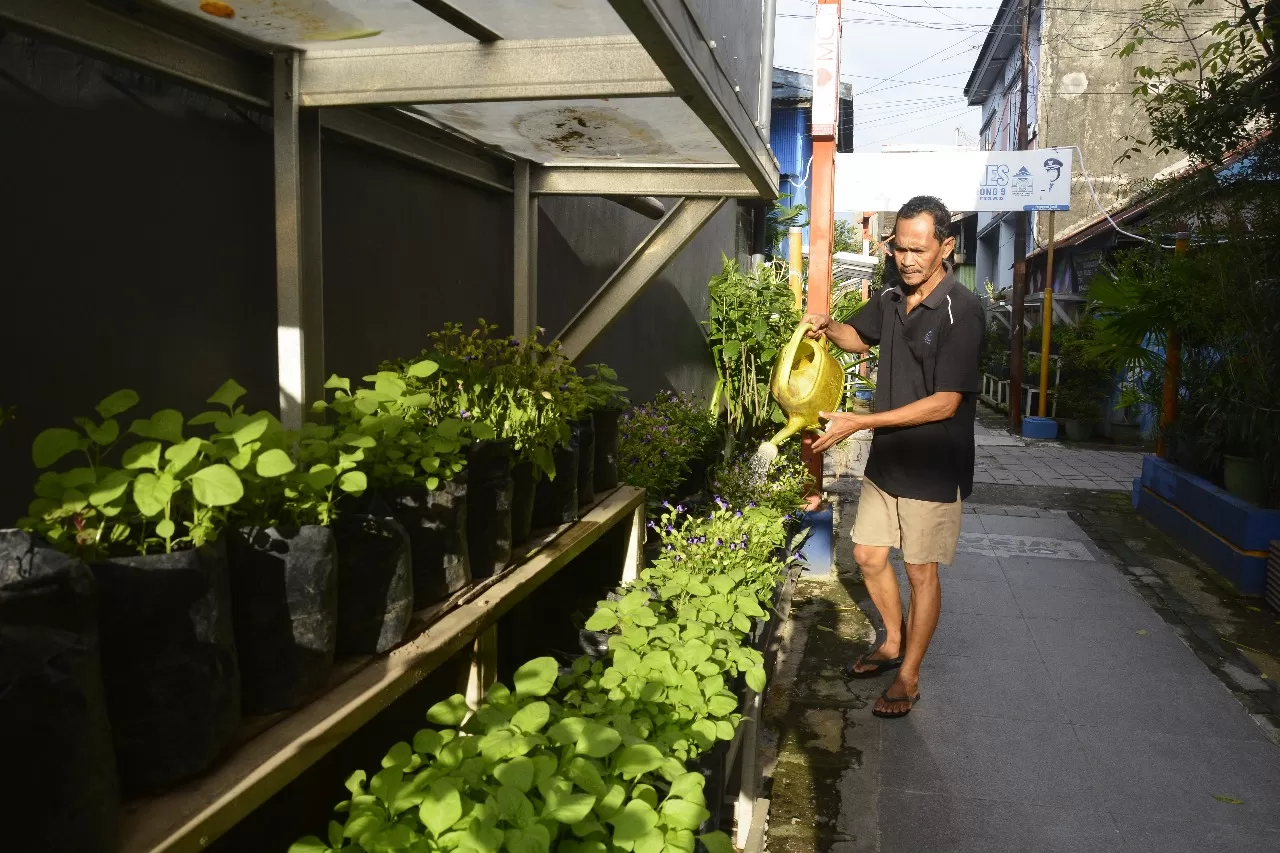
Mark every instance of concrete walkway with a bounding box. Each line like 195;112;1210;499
973;423;1142;492
764;497;1280;853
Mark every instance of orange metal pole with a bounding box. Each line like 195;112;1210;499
1157;233;1189;456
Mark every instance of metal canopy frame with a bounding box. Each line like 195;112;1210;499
3;0;779;427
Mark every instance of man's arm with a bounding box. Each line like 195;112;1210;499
810;393;961;452
801;313;873;354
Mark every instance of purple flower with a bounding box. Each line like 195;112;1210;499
716;538;724;546
676;504;685;513
647;521;657;529
735;510;743;518
460;410;472;420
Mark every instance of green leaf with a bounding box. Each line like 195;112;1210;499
189;464;244;507
84;418;119;446
510;700;551;733
96;389;140;419
513;657;558;698
413;728;443;755
610;800;659;845
577;722;621;758
567;757;607;797
287;837;331;853
344;769;368;795
256;448;297;477
668;772;706;802
420;779;463;837
615;743;664;780
156;518;176;539
32;428;83;469
494;756;536;792
165;437;204;473
232;414;271;448
745;666;766;693
635;828;665;853
548;788;598;825
549;717;588;746
133;473;174;517
382;741;413;770
471;421;497;440
131;409;185;444
426;694;471;726
89;470;133;507
595;783;626;820
631;784;658;809
328;820;344;849
584;609;618;631
1213;794;1244;805
123;441;163;471
426;476;441;490
208;379;248;410
339;471;368;494
699;831;734;853
707;695;738;717
661;798;709;832
406;359;439;378
505;825;550;853
715;720;736;741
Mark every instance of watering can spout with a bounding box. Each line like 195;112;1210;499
766;321;845;448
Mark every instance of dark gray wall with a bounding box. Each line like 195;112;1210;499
0;34;735;523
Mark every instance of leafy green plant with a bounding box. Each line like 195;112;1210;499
763;200;807;259
294;466;794;853
581;364;629;412
705;257;801;443
618;393;716;504
315;362;483;493
709;450;812;517
21;385;250;558
400;323;578;479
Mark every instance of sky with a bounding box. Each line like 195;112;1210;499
772;0;1002;150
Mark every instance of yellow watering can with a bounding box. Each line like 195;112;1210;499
766;321;845;448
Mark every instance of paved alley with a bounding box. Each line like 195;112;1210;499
973;423;1144;492
765;429;1280;853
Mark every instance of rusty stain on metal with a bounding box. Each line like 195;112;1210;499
513;107;677;159
199;1;236;18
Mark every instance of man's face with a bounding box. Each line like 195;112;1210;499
891;214;955;287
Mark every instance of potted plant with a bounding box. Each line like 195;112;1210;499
1;526;119;852
581;364;629;493
196;381;370;715
530;340;589;527
22;389;243;793
316;366;473;610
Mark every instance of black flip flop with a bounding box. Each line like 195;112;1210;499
872;690;921;719
845;651;904;679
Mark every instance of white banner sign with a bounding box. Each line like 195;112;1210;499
811;4;841;140
834;147;1073;213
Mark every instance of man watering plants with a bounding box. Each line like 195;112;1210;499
802;195;983;719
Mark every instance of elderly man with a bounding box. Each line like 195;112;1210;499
803;195;983;719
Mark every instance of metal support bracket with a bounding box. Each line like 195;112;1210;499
273;51;325;430
513;161;539;339
299;36;672;107
532;166;758;198
557;197;726;361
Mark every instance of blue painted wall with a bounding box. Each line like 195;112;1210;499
770;104;812;249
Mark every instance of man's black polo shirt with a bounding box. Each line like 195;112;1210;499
849;272;983;502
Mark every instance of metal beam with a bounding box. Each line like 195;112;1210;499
273;52;324;429
608;0;779;198
0;0;270;107
298;36;672;107
532;166;758;198
558;197;726;361
321;109;513;193
513;162;539;340
409;0;502;42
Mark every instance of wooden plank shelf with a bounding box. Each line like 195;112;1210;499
117;485;647;853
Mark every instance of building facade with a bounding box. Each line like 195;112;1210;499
964;0;1207;305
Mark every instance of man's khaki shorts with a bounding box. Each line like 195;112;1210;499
851;477;962;565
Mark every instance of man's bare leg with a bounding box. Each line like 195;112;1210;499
877;560;941;714
851;544;906;672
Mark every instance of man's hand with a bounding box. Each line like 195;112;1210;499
801;313;831;339
811;410;868;452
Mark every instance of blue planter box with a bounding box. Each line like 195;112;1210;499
797;504;834;577
1136;455;1280;596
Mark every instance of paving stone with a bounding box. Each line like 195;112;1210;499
929;612;1040;661
880;791;1124;853
917;653;1068;723
980;515;1085;538
879;713;1102;809
1113;814;1280;853
1076;727;1280;828
1009;582;1158;623
998;555;1133;592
